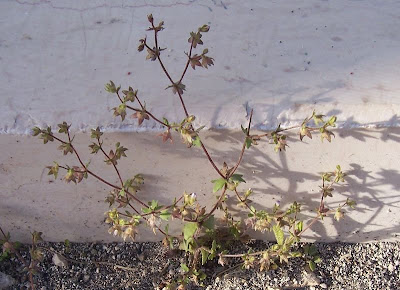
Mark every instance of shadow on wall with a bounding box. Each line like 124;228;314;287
339;115;400;142
208;83;338;130
196;116;400;243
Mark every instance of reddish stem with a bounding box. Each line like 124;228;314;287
0;226;34;289
234;188;255;214
179;43;194;84
117;90;170;128
200;185;227;222
145;32;223;178
97;137;124;186
229;109;253;178
48;132;149;208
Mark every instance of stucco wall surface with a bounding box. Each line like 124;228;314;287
1;0;400;133
1;129;400;243
1;0;400;243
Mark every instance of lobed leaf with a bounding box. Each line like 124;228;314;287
211;178;227;193
183;222;198;240
273;224;284;246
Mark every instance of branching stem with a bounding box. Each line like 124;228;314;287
47;132;149;209
97;137;124;186
144;30;224;178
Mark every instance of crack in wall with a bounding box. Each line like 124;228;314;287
14;0;225;12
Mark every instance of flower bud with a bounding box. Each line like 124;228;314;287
199;24;210;32
138;43;145;52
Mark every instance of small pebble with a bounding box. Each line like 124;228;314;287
52;253;68;268
2;241;399;289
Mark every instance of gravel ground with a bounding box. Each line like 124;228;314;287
1;241;399;290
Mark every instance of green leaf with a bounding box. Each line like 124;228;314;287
124;179;139;192
241;125;248;135
0;251;10;261
160;209;171;221
192;136;202;147
122;87;137;102
186;115;196;123
142;207;152;214
58;143;73;155
183;222;198;240
58;122;70;134
327;116;337;126
273;224;284;246
290;251;302;258
200;248;209;265
198;24;210;33
89;143;101;154
113;103;127;121
309;260;316;271
320;128;335;142
162;118;169;126
313;112;324;126
198;270;207;281
229;224;240;239
314;256;322;263
188;31;203;48
208;240;218;260
64;167;78;183
295;221;303;232
105;81;117;93
346;198;357;209
202;215;215;230
150;200;159;210
167;82;186;95
211;178;227;193
230;174;246;183
39;127;54;144
245;137;252;149
180;239;191;252
334;208;345;221
91;127;103;139
32;127;41;136
308;245;318;256
47;162;59;179
181;263;190;273
133;174;144;185
244;188;253;198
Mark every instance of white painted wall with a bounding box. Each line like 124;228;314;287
1;1;400;243
1;0;400;133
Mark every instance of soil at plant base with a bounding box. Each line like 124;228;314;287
0;241;399;290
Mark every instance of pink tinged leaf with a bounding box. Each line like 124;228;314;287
201;55;214;69
158;130;172;143
190;55;202;70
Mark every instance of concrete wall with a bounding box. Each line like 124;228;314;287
1;0;400;242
